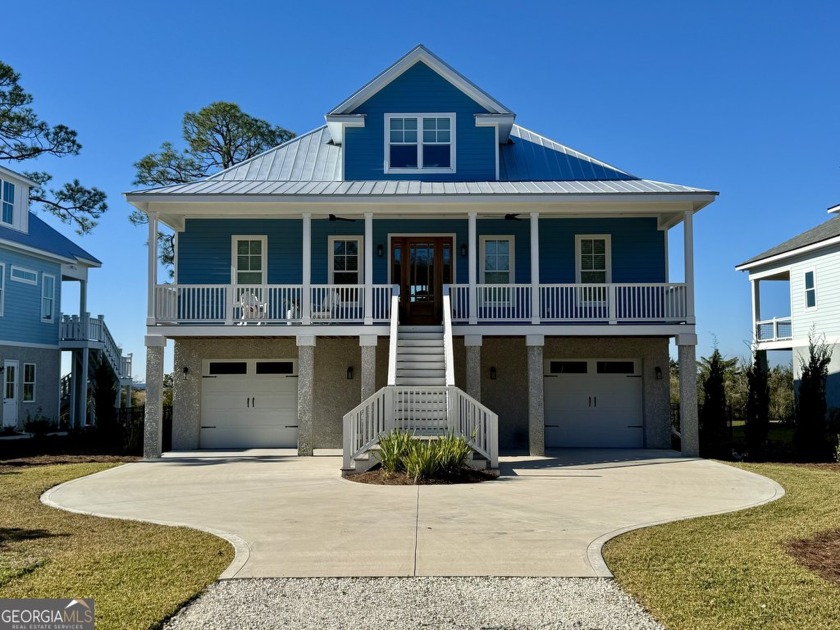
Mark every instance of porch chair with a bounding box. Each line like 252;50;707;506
237;291;268;325
311;289;340;321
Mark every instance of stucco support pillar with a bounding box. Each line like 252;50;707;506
360;335;377;402
69;350;78;429
143;335;167;459
468;212;477;325
677;334;699;457
527;334;545;456
296;335;316;456
464;335;482;401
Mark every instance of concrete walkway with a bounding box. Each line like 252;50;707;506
42;449;783;579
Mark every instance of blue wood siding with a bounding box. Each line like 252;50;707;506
0;247;61;346
538;218;666;283
177;217;664;286
345;62;497;181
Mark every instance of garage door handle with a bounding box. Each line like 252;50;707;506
285;425;298;428
252;397;256;407
201;425;216;429
246;397;249;408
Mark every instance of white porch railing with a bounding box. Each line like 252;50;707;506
154;284;394;324
59;314;131;379
756;317;792;342
450;283;688;323
342;385;499;470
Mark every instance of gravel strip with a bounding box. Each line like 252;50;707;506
164;577;662;630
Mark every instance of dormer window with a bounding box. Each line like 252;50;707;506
1;180;14;226
385;114;455;173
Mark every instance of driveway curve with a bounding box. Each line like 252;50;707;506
42;449;783;578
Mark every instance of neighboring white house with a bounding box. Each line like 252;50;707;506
736;206;840;414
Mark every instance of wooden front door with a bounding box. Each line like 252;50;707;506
391;237;453;325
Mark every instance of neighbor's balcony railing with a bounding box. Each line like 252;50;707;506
59;313;131;379
154;284;394;325
755;317;792;342
449;283;689;323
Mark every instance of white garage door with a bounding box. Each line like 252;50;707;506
200;359;298;449
544;359;643;448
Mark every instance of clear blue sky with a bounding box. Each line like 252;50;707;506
4;1;839;379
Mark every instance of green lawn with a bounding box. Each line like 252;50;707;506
603;463;840;630
0;462;232;630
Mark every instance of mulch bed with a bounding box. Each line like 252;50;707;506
788;528;840;586
344;468;497;485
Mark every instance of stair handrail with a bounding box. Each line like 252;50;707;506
386;286;400;386
442;286;456;387
343;386;392;469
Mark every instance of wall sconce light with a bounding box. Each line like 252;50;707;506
655;366;663;380
347;366;354;380
377;244;384;258
182;366;189;381
460;243;467;257
490;366;497;380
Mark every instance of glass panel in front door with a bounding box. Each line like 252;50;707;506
410;242;435;303
5;365;15;400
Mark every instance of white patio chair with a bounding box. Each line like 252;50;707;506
311;289;340;321
237;291;268;325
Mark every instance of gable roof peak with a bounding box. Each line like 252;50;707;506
327;44;514;118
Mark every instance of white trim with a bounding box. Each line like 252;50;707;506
384;113;456;174
0;340;60;349
9;265;38;285
22;362;36;403
41;273;56;323
0;262;4;317
328;44;512;116
736;234;840;271
574;235;612;283
479;235;515;284
803;268;817;311
231;235;268;285
0;178;15;228
328;235;364;285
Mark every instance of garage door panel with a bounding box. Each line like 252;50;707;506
200;360;299;449
544;359;643;448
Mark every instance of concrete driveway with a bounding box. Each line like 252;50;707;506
42;449;783;579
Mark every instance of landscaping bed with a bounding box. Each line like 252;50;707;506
603;463;840;630
345;467;496;485
0;456;232;630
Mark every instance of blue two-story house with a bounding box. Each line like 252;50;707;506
128;46;716;468
0;165;132;431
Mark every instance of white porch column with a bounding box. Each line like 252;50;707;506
526;334;545;456
143;335;167;459
677;334;699;457
302;213;312;325
530;212;540;324
750;278;760;341
683;211;696;324
146;212;158;326
78;279;87;317
468;212;477;325
79;347;89;427
364;212;373;325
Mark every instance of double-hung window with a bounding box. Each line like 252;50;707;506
480;236;515;307
386;114;455;173
330;237;362;285
575;235;612;308
0;263;4;316
804;270;816;309
23;363;36;403
1;180;14;226
232;236;266;285
41;274;55;322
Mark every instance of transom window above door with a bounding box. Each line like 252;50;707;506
385;114;455;173
576;235;611;284
330;237;362;285
232;236;266;285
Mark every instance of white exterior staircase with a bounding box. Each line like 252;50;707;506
342;292;498;472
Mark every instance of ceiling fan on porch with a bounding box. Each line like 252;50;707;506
504;213;523;221
328;214;356;222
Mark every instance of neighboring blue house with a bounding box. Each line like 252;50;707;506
127;46;717;467
0;165;132;431
737;208;840;415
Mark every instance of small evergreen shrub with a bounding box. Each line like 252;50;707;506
377;431;474;481
745;350;770;458
795;333;832;461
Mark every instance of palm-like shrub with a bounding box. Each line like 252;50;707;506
404;440;438;481
378;429;413;473
435;433;473;475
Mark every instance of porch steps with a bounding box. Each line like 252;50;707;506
395;326;446;387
